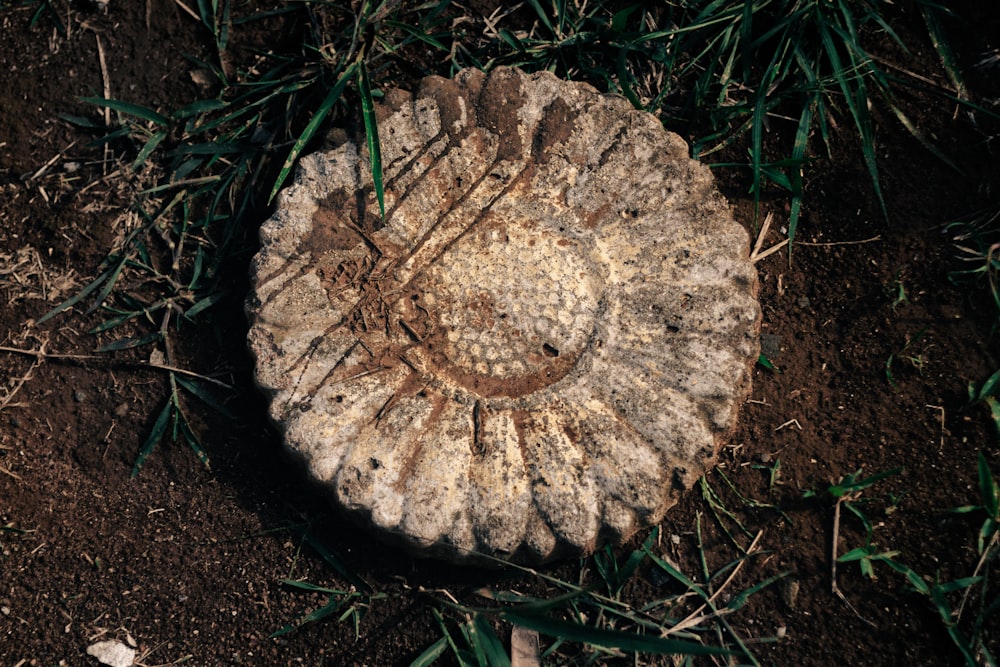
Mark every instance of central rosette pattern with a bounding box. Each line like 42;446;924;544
408;217;600;397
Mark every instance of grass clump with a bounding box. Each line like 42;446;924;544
281;523;784;666
38;0;455;471
811;461;999;666
466;0;978;246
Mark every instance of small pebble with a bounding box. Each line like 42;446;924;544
781;580;800;610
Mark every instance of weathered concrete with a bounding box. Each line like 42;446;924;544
247;66;761;563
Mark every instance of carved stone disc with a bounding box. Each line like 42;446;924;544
247;67;761;563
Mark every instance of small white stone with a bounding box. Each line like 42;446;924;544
86;639;136;667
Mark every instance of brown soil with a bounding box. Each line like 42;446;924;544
2;2;999;666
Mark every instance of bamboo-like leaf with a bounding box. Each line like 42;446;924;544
268;62;357;204
358;57;385;221
132;399;173;477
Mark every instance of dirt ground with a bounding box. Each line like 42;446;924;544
2;2;1000;666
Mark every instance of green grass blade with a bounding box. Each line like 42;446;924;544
97;332;164;352
174;375;235;419
919;2;967;100
886;102;962;173
133;130;168;170
177;415;211;469
978;370;1000;400
357;57;385;220
524;0;555;36
383;20;450;52
37;258;125;324
409;636;448;667
80;96;170;126
726;572;791;611
301;529;373;594
497;611;731;657
469;615;510;667
277;579;342;594
184;290;224;318
787;98;813;257
132;399;173;477
433;608;475;667
985;397;1000;437
271;592;356;638
979;452;999;520
268;62;357;204
828;467;902;497
757;353;779;372
816;20;886;218
642;545;706;601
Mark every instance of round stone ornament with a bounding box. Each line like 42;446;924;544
247;67;761;564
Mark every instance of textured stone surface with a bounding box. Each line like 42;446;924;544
247;67;761;563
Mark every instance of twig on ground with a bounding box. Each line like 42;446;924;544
666;529;766;635
797;236;882;247
0;345;232;389
95;34;111;128
750;213;788;263
0;344;44;413
926;404;946;450
831;497;876;627
28;140;79;182
774;419;802;432
92;31;113;175
172;0;200;21
955;529;1000;622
